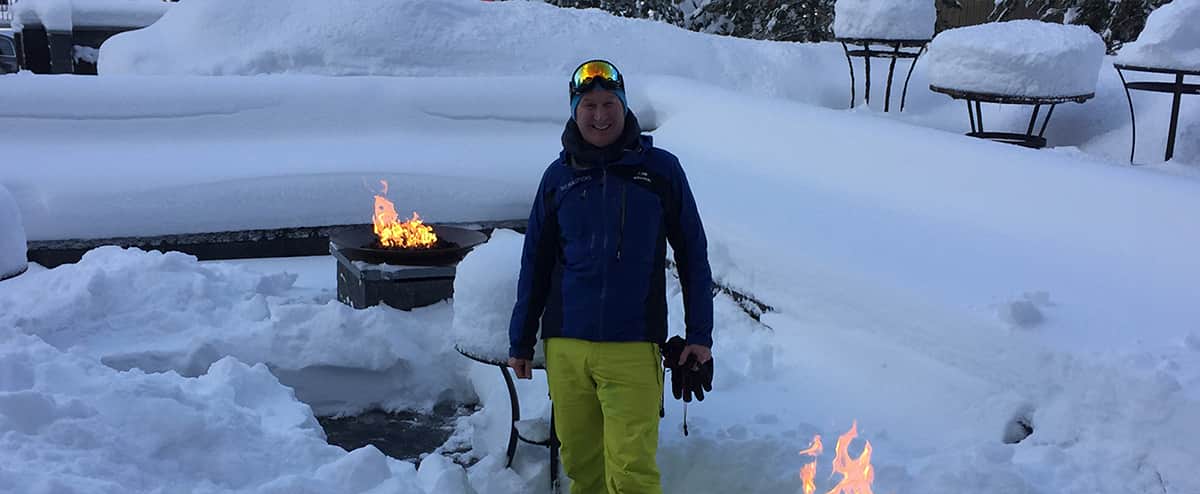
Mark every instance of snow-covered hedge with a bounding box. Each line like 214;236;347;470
1116;0;1200;72
833;0;935;40
453;229;545;366
12;0;168;31
926;20;1105;97
0;185;27;280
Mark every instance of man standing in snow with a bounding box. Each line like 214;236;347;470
507;59;715;493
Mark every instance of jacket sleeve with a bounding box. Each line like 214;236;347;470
508;169;559;360
664;156;714;348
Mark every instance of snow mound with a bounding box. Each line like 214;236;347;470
95;0;844;107
453;229;545;366
0;329;428;493
0;185;27;280
1116;0;1200;72
833;0;935;40
926;20;1105;97
12;0;168;31
0;246;469;416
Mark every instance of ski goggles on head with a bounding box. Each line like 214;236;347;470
570;60;624;97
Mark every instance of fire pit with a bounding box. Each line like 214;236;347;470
329;180;488;310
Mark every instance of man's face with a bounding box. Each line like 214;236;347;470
575;88;626;148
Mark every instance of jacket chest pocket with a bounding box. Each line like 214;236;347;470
557;183;601;266
618;183;665;263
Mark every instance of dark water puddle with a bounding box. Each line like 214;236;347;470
318;402;476;464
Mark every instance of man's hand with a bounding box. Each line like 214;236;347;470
678;344;711;367
508;357;533;380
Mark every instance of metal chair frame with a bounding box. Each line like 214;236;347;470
838;37;931;112
1114;64;1200;163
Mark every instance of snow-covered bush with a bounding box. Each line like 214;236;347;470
926;20;1105;97
833;0;935;40
1116;0;1200;72
452;229;545;366
0;185;27;280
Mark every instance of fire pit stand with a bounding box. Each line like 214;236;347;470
329;224;487;310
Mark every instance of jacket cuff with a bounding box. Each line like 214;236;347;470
684;331;712;349
509;347;535;360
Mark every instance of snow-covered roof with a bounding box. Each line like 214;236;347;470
926;20;1105;98
1116;0;1200;72
13;0;168;32
833;0;935;41
0;185;27;279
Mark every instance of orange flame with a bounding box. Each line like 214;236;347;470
373;180;437;249
799;435;823;494
827;421;874;494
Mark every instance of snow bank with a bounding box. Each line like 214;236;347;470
1116;0;1200;72
13;0;167;31
833;0;935;40
96;0;846;107
0;185;26;280
0;246;470;416
0;330;432;494
452;229;545;366
926;20;1105;97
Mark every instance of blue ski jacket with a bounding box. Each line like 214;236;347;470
508;134;714;360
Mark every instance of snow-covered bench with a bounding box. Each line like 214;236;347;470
925;20;1105;148
833;0;936;112
1113;0;1200;163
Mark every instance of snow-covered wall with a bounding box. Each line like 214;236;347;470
0;185;27;279
1116;0;1200;72
13;0;168;31
97;0;845;106
926;20;1105;97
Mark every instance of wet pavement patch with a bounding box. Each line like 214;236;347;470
318;402;475;464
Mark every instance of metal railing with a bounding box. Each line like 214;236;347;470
1;0;13;27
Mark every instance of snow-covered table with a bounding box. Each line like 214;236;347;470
833;0;935;112
1113;65;1199;162
926;21;1104;148
454;345;560;491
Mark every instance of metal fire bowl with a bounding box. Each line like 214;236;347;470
330;224;488;266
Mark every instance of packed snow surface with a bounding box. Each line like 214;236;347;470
926;20;1106;97
12;0;168;31
0;185;27;279
833;0;936;40
1116;0;1200;72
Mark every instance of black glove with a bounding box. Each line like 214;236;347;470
660;336;714;403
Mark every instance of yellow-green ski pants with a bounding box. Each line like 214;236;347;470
546;337;664;494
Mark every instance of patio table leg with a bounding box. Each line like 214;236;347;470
1166;73;1184;161
885;44;900;112
1115;67;1137;163
900;45;926;112
863;43;872;106
841;42;855;109
500;365;520;468
1038;104;1056;138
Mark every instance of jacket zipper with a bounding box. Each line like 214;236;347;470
617;182;627;261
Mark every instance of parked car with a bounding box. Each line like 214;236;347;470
0;31;17;74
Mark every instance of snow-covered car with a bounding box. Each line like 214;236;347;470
0;32;17;74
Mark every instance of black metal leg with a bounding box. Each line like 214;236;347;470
967;101;977;133
884;45;900;112
863;44;872;106
501;365;520;468
1026;104;1042;136
841;42;856;109
1038;104;1056;138
549;408;560;492
975;101;984;132
900;45;926;112
1115;67;1137;163
1166;73;1184;161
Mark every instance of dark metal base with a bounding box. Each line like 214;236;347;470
931;86;1094;150
838;38;930;112
331;244;456;311
967;132;1047;149
1114;64;1199;163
